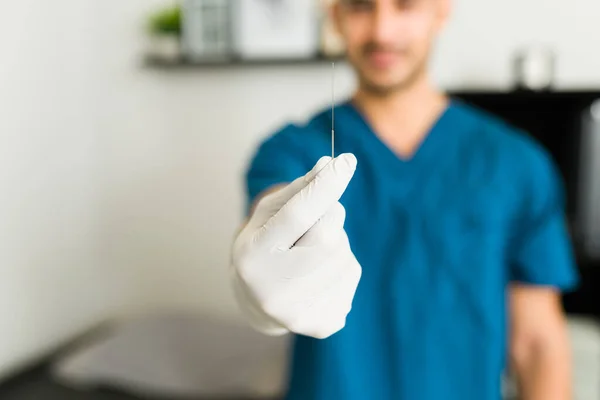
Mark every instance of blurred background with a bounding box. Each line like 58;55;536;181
0;0;599;399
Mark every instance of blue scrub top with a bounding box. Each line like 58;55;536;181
245;99;579;400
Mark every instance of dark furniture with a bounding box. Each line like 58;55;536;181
0;365;278;400
0;366;138;400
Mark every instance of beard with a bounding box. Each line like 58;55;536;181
352;42;430;97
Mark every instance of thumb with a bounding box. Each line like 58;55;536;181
294;202;346;248
258;153;357;250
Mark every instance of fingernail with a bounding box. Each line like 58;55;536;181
335;153;357;171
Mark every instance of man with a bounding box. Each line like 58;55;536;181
230;0;578;399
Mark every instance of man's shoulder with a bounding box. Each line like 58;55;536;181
453;100;554;173
260;107;331;149
453;100;525;144
249;106;332;177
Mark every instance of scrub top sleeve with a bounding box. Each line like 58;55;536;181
245;125;312;214
509;149;579;292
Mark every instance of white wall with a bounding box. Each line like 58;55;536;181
94;0;357;319
0;0;119;378
435;0;600;89
1;0;600;380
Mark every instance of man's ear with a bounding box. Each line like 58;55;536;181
436;0;452;30
322;1;347;56
330;1;343;36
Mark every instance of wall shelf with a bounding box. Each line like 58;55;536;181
144;54;344;70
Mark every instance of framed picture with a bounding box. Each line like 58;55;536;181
232;0;319;60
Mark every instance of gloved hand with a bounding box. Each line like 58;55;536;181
231;154;362;339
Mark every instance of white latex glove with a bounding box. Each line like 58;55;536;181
231;154;362;339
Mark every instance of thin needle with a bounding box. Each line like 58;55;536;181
331;62;335;158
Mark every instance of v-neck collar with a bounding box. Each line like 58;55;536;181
341;99;455;172
338;98;462;201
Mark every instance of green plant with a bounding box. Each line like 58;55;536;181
147;5;181;36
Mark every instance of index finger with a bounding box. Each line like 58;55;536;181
257;153;357;250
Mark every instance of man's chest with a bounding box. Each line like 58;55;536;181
342;168;515;302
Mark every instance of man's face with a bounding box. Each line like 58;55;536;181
333;0;450;95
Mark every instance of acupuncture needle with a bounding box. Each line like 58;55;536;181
314;62;335;178
331;62;335;158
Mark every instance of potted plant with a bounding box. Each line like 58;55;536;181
146;5;182;62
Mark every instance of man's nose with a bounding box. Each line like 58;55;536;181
371;6;398;45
